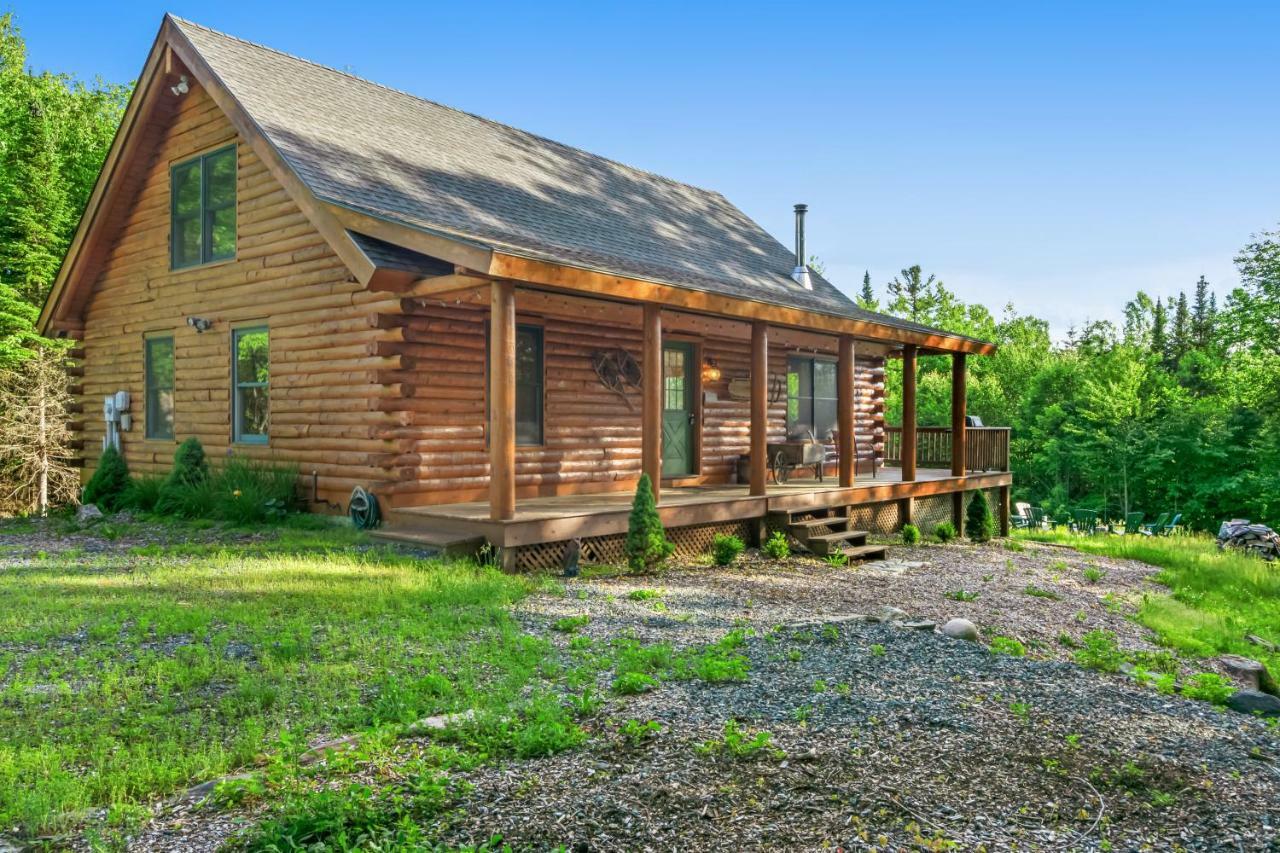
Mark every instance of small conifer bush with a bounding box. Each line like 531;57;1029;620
165;437;210;489
625;474;673;573
901;523;920;545
966;491;995;543
82;445;131;512
934;521;958;543
711;533;745;566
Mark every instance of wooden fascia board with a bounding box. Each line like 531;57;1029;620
322;202;494;273
487;252;997;355
162;18;375;285
37;30;171;335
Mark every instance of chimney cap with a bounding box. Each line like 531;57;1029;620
794;203;808;213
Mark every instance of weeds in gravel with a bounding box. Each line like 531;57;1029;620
1083;564;1107;583
812;679;827;693
1181;672;1235;705
820;624;840;642
787;649;804;662
824;552;849;568
869;643;886;657
619;719;662;746
1023;583;1060;600
696;720;784;760
989;636;1027;657
945;589;980;602
611;672;660;695
1056;632;1078;648
1009;701;1031;722
1074;629;1127;672
552;614;592;633
626;589;661;601
1003;539;1025;552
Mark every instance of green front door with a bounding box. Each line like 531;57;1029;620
661;342;695;478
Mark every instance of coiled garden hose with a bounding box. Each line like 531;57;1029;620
348;486;381;530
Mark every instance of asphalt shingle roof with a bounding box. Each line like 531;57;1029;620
174;17;983;344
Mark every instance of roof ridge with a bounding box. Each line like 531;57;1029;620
167;15;730;201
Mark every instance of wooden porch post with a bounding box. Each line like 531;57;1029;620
901;344;918;483
837;334;856;487
642;303;663;503
951;352;967;477
749;320;768;497
488;280;516;521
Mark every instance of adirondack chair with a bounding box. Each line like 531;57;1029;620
1154;513;1182;536
1139;512;1169;535
1122;512;1144;535
1029;506;1047;530
1071;508;1099;535
1012;502;1034;529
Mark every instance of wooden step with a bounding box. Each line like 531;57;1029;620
369;528;486;556
789;516;851;530
839;544;889;562
801;528;869;556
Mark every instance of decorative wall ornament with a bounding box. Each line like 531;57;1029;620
590;348;642;411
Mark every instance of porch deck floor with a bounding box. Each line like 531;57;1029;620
396;467;958;523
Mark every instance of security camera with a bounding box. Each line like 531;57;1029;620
187;316;213;333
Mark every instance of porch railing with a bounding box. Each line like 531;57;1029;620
883;426;1010;472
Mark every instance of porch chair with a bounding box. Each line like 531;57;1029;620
1029;506;1047;530
1071;508;1099;535
1121;512;1144;535
1139;512;1169;536
1155;513;1183;536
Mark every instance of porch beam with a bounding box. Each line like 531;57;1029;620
901;344;918;483
951;352;967;477
642;303;663;503
837;334;856;487
488;280;516;521
749;320;768;497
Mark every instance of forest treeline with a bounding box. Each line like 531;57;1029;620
1;12;1277;530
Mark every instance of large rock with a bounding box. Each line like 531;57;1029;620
1220;654;1278;695
76;504;103;523
941;618;979;642
1225;690;1280;718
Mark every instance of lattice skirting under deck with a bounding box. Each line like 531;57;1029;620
510;520;755;573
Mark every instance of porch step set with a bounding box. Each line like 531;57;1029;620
769;505;888;562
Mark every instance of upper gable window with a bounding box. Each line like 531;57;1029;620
171;145;236;269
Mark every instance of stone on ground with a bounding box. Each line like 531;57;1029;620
941;618;979;641
870;605;910;623
1226;690;1280;718
75;504;103;523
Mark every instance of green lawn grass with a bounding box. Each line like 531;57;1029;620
1016;530;1280;675
0;522;547;836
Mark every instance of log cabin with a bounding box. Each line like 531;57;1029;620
40;15;1012;569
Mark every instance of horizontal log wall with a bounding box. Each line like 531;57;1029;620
75;83;401;507
384;288;887;507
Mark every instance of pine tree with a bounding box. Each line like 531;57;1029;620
886;265;938;323
82;444;130;511
0;342;75;514
856;270;879;311
624;473;673;573
1150;297;1168;364
1170;291;1191;364
1191;275;1215;349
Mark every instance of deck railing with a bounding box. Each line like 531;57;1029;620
883;426;1010;472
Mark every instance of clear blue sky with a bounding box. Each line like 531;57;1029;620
13;1;1280;338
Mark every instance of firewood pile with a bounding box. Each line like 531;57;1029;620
1217;519;1280;561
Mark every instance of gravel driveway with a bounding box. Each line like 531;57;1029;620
435;544;1280;851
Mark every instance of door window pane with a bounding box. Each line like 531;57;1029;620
664;348;686;411
145;336;175;439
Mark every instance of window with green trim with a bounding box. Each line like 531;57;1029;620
786;356;837;441
145;336;175;439
232;327;268;443
171;146;236;269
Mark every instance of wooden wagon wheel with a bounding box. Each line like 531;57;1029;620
771;450;790;485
